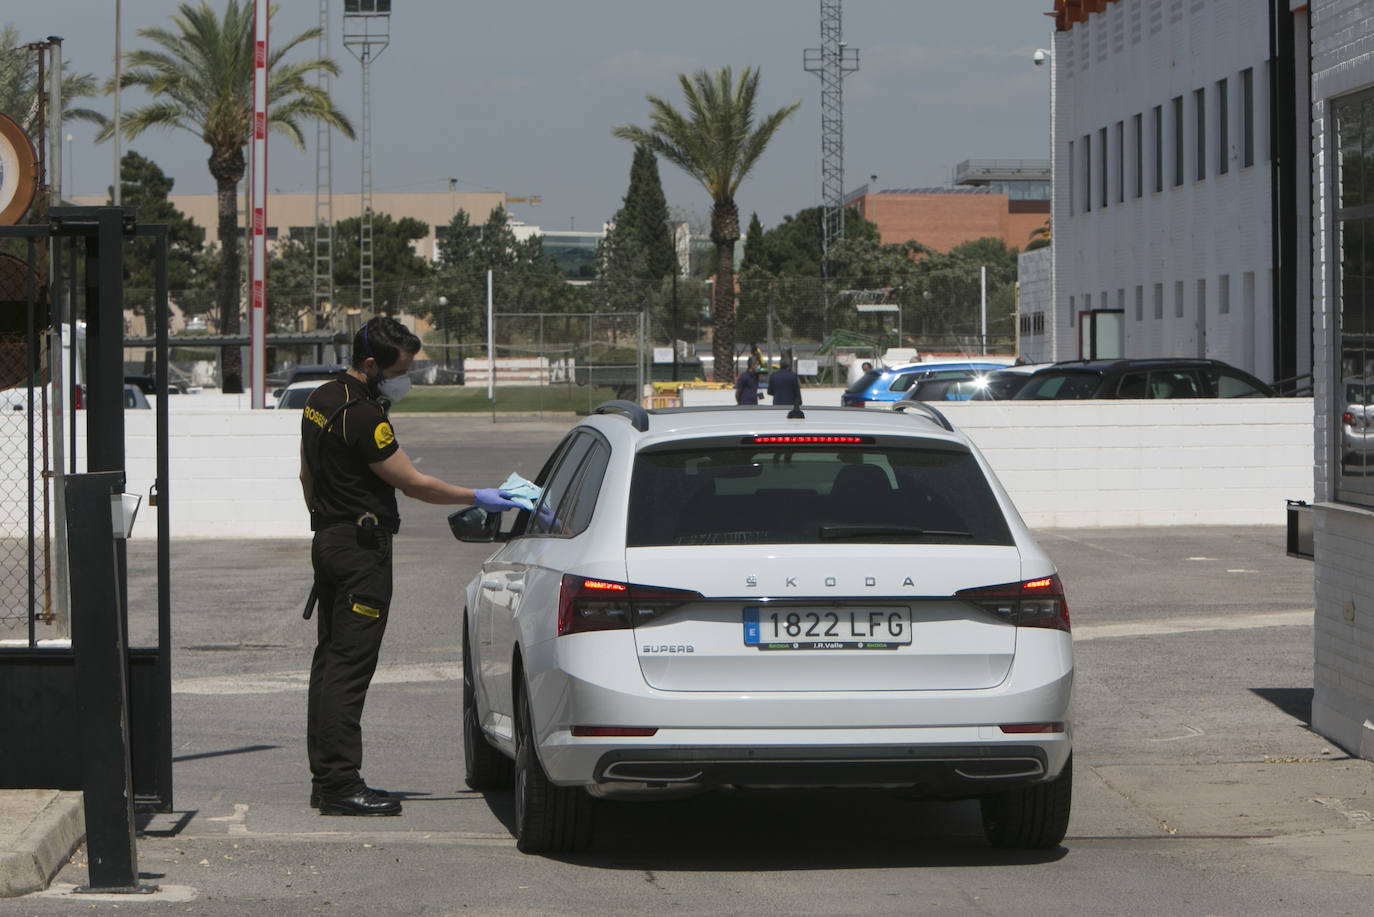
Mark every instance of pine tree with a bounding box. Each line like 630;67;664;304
622;145;677;283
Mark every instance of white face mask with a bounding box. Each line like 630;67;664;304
377;373;411;402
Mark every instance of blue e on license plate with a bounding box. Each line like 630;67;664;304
743;606;911;650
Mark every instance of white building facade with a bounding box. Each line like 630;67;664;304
1040;0;1309;386
1310;0;1374;761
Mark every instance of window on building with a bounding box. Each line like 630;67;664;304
1034;312;1045;334
1153;282;1163;319
1153;105;1164;193
1134;113;1144;198
1194;88;1206;181
1217;78;1229;175
1219;274;1230;314
1083;134;1092;212
1196;279;1206;326
1116;121;1125;203
1099;126;1108;209
1069;295;1076;326
1068;139;1075;215
1135;285;1143;321
1174;280;1184;318
1331;91;1374;503
1173;96;1185;187
1241;67;1254;168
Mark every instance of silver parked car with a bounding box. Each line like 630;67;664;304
451;401;1074;854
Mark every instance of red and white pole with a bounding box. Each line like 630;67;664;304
248;0;269;407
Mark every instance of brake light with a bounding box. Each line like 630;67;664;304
557;575;703;635
73;384;83;410
1344;411;1357;427
748;435;870;445
571;726;658;737
956;574;1070;632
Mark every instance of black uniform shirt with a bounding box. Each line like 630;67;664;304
302;372;402;531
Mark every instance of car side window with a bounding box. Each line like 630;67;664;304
507;433;578;538
561;440;611;535
1115;372;1149;398
1207;368;1266;397
529;434;594;536
1148;370;1202;398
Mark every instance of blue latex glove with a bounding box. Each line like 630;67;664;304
473;488;523;513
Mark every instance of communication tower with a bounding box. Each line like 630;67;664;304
803;0;859;269
343;0;391;316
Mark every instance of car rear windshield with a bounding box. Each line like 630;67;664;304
844;370;882;395
628;443;1014;547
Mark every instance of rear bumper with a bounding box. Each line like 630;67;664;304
590;741;1056;797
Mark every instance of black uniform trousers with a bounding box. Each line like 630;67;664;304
308;523;393;797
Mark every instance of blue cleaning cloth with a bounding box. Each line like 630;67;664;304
499;472;542;511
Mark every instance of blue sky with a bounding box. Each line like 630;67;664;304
8;0;1054;232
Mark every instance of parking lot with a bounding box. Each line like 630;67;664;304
20;415;1371;915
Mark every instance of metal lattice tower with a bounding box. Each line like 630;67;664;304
313;0;334;334
343;1;391;317
803;0;859;265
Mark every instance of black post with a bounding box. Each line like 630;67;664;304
671;269;679;382
66;471;147;894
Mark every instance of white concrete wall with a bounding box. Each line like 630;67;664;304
5;399;1312;540
1309;0;1374;761
1052;0;1275;377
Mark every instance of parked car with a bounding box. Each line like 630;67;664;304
124;374;182;395
902;363;1053;403
123;383;151;409
273;379;329;410
1340;376;1374;466
1013;358;1274;400
450;400;1074;853
272;363;347;400
840;359;1014;407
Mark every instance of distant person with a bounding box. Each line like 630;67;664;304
767;357;801;406
734;355;760;405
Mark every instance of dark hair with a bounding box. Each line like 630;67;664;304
352;316;420;370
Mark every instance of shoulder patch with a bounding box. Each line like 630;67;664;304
374;421;395;450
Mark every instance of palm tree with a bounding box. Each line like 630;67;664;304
613;67;799;382
102;1;353;392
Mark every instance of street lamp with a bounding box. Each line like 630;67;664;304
438;295;449;369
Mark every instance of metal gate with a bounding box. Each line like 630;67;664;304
0;207;174;811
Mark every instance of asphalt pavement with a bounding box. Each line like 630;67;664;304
2;413;1369;915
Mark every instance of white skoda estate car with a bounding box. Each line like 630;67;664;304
451;400;1073;854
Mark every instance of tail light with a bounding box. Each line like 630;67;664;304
73;384;83;410
999;722;1065;734
557;575;703;636
956;574;1070;632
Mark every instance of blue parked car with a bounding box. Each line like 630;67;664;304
840;360;1013;407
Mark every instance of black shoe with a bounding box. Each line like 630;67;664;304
318;788;402;816
311;785;390;808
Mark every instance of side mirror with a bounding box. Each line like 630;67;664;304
447;505;508;543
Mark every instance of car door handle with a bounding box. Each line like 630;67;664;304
481;581;501;592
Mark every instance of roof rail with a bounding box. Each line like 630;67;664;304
592;399;650;432
892;400;954;431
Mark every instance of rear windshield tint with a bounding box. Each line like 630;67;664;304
628;444;1014;547
844;370;882;395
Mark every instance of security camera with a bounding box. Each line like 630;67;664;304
1033;49;1048;66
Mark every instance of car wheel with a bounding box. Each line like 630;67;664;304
979;754;1072;850
462;614;512;790
513;681;593;854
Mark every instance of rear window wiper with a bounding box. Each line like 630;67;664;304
818;523;973;540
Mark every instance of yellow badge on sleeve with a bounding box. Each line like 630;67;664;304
374;421;395;450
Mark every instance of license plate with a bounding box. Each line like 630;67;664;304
743;606;911;650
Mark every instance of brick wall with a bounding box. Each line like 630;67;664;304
854;192;1048;254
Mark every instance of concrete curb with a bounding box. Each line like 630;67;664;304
0;791;84;898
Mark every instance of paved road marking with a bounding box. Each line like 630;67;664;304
1073;609;1311;641
172;612;1312;694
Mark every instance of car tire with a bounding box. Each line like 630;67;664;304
513;682;593;854
462;615;512;791
979;754;1072;850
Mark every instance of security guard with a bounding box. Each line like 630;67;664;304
299;316;519;816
